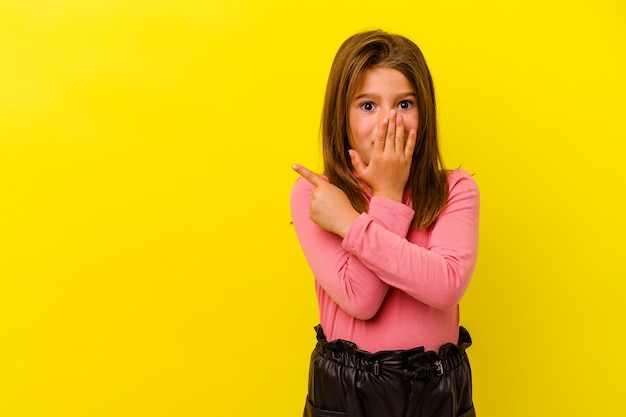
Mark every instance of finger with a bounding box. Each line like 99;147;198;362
292;164;325;187
395;113;406;154
404;129;417;159
348;149;367;177
385;109;396;152
372;116;388;155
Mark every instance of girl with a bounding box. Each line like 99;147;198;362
291;30;479;417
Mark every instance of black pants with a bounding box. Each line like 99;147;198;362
303;326;476;417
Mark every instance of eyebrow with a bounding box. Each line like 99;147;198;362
353;92;417;101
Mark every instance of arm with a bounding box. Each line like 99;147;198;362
342;170;480;310
291;111;452;316
290;177;391;320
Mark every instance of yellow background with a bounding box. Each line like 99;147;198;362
1;0;624;416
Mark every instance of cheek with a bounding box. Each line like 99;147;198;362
407;112;419;131
349;118;377;146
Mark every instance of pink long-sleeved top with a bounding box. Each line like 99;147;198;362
290;169;479;353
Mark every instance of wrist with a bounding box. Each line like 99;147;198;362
372;189;404;203
336;211;360;238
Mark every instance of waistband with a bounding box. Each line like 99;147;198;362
314;325;472;380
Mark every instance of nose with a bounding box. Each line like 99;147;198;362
377;106;392;124
377;107;395;126
376;111;386;126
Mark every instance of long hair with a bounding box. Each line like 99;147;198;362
322;30;448;230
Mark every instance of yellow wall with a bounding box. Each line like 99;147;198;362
1;0;624;415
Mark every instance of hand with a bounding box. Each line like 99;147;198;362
349;110;416;202
292;164;360;238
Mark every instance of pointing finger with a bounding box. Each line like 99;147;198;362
292;164;325;187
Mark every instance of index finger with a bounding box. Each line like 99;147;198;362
292;164;324;187
373;116;389;154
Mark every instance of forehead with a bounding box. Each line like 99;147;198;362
354;67;414;93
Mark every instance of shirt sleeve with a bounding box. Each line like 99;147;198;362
341;170;480;310
290;177;398;320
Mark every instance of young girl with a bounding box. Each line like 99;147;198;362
291;30;479;417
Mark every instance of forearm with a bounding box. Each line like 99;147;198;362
343;220;476;309
290;178;389;319
342;172;480;310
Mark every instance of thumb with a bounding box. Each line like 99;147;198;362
348;149;367;176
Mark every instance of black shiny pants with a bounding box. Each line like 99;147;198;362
303;326;476;417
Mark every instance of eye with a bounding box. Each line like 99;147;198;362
398;100;413;110
360;102;375;111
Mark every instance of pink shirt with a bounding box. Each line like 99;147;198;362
290;169;480;353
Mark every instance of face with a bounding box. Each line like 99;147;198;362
348;67;419;165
